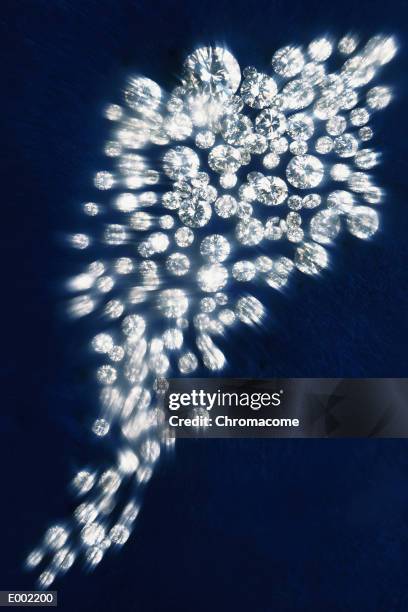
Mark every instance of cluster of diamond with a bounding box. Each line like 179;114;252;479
28;34;395;587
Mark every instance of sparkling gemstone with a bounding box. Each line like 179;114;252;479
81;523;106;546
235;296;264;324
327;190;354;213
282;79;315;110
350;107;369;126
289;140;308;155
334;134;358;157
163;146;199;180
196;130;216;149
326;115;347;136
310;210;341;244
218;309;236;325
354;149;378;169
263;152;280;169
197;264;228;292
287;113;314;140
208;145;242;174
287;195;303;210
236;219;264;245
44;526;68;550
338;35;359;55
174;227;194;247
315;136;333;154
96;365;117;385
295;242;329;274
286;155;324;189
122;315;146;338
302;193;321;209
183;46;241;98
346;206;379;239
92;418;110;437
157;290;189;318
255;109;287;139
72;470;96;495
265;217;283;240
331;163;351;181
219;173;237;189
248;172;288;205
366;86;392;110
232;261;256;281
215;195;238;218
200;235;230;262
240;68;278;108
110;525;130;546
220;114;253;145
75;503;98;525
125;77;161;112
272;46;305;78
178;199;212;228
83;202;99;216
94;171;114;190
165;113;193;140
308;38;333;62
166;253;190;275
92;333;114;354
200;297;216;313
178;352;198;374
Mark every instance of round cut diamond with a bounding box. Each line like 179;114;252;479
236;219;264;245
255;109;287;139
215;195;237;218
286;155;324;189
124;77;161;112
197;264;228;292
272;46;305;78
310;210;341;244
200;235;230;262
240;68;278;108
295;242;329;274
232;261;256;281
163;147;199;180
183;46;241;98
208;145;242;174
282;79;315;110
346;206;379;239
178;199;212;228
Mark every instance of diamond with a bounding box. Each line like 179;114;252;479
163;146;199;180
178;199;212;228
310;210;341;244
208;145;242;174
286;155;324;189
200;235;230;262
183;46;241;98
236;219;264;245
125;77;161;112
282;79;315;110
272;46;305;78
255;109;287;139
232;261;256;281
197;264;228;292
346;206;379;239
178;352;198;374
166;253;190;276
295;242;329;274
240;68;277;108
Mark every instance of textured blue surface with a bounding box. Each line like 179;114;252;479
1;1;408;610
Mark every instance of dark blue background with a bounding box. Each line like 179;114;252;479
1;1;408;610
